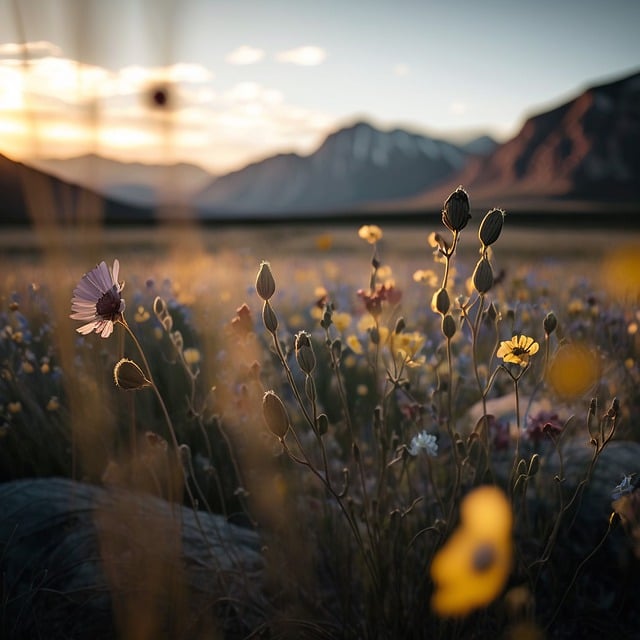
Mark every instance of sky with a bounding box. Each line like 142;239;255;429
0;0;638;175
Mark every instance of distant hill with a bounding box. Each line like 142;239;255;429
400;69;640;210
195;121;488;217
0;153;153;225
32;155;213;207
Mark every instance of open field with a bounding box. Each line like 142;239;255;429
1;218;640;638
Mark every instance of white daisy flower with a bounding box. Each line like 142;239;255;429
70;259;125;338
408;430;438;457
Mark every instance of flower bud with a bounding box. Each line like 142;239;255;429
114;358;151;390
262;390;290;439
256;261;276;301
316;413;329;435
442;186;471;233
431;287;450;315
472;257;494;294
262;300;278;333
394;317;406;334
295;330;316;374
441;314;456;339
543;311;557;335
479;208;505;247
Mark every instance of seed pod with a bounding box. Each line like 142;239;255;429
153;296;173;332
473;257;494;294
394;317;406;334
295;330;316;374
479;208;505;247
262;390;290;439
442;186;471;233
441;314;456;339
114;358;151;390
543;311;557;335
262;301;278;333
256;261;276;301
431;287;450;315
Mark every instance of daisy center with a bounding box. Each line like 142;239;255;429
96;285;122;319
511;347;529;356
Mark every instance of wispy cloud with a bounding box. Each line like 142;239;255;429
0;40;62;58
275;46;327;66
449;101;468;115
225;45;266;65
0;44;335;174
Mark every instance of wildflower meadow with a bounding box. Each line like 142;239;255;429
1;187;640;639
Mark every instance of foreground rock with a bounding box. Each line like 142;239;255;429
0;477;265;639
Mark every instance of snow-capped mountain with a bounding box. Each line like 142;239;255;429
195;122;480;216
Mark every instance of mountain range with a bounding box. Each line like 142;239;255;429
1;68;639;224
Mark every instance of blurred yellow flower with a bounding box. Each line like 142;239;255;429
183;348;201;366
358;224;383;244
413;269;439;287
546;342;600;399
315;233;334;251
134;305;150;323
431;485;513;617
346;335;364;355
497;335;539;368
332;311;352;333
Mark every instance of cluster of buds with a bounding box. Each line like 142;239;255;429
256;261;279;333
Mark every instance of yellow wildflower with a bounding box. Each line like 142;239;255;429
332;312;352;333
496;335;539;368
431;486;513;617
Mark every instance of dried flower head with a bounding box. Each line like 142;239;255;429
70;260;125;338
358;224;383;244
496;335;539;368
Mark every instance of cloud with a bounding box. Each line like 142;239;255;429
225;45;265;65
0;49;336;174
393;63;410;77
0;40;62;59
275;46;327;66
449;102;468;115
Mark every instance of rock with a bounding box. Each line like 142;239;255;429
0;477;265;639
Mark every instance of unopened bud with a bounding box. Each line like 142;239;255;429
431;287;450;315
114;358;151;390
543;311;557;335
394;317;406;334
295;330;316;374
473;257;494;294
256;261;276;301
441;314;456;339
370;326;380;345
262;390;290;439
316;413;329;435
262;301;278;333
479;208;505;247
442;186;471;233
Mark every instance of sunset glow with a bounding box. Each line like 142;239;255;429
0;0;637;175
